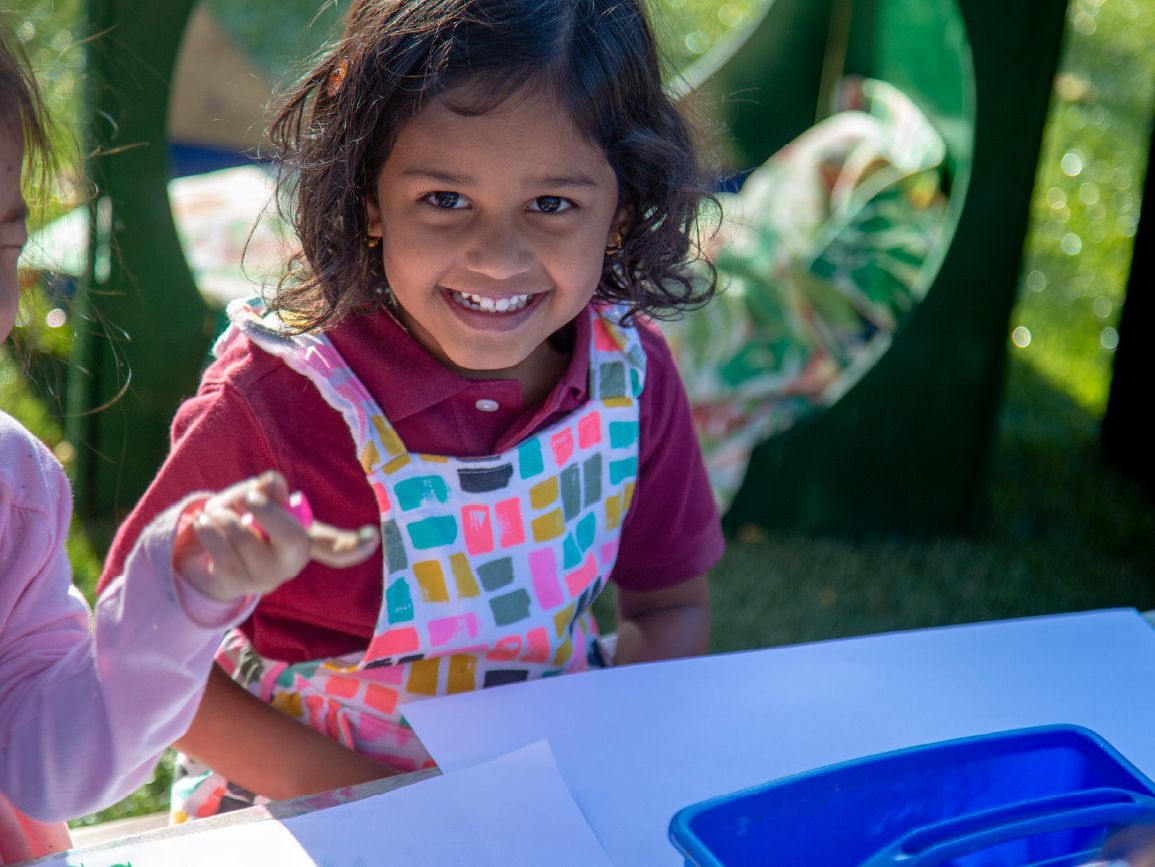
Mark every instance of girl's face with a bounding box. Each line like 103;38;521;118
0;126;27;343
366;83;622;396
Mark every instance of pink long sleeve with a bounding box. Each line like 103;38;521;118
0;411;253;822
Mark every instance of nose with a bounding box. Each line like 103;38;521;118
462;215;534;281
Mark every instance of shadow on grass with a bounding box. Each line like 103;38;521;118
687;353;1155;654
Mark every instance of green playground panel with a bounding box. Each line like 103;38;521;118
690;0;1067;535
69;0;209;519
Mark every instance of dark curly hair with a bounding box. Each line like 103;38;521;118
0;19;53;192
268;0;717;331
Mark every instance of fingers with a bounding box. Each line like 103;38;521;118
251;470;291;509
178;472;309;601
187;508;250;594
308;522;380;568
191;498;309;597
176;471;382;603
205;470;291;518
241;487;311;572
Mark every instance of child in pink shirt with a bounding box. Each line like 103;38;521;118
0;21;378;844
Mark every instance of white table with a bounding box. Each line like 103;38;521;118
24;609;1155;866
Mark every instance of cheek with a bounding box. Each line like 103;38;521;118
0;251;20;296
550;237;607;289
381;227;449;284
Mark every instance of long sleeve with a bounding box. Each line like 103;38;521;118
0;412;253;822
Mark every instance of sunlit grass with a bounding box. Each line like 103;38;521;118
1010;0;1154;415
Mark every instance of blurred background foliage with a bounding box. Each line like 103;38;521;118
1;0;1154;826
1018;0;1151;416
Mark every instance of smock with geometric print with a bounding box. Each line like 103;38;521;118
171;297;644;822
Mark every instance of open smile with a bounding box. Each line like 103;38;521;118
447;289;542;314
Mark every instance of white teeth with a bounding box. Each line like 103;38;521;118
450;291;531;313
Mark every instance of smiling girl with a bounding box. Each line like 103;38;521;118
99;0;725;821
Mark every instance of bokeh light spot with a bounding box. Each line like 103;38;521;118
684;30;710;53
718;4;745;27
53;441;76;465
1073;11;1097;35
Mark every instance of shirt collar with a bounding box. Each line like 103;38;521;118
327;303;592;423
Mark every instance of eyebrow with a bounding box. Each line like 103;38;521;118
399;168;600;188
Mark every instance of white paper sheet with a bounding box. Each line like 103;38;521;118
404;609;1155;865
42;740;611;866
38;822;316;867
283;739;612;865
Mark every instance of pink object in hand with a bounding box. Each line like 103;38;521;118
287;491;314;528
243;491;313;540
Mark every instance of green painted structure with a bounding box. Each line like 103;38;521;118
688;0;1067;535
70;0;1068;534
69;0;209;519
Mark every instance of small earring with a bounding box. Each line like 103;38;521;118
326;57;349;98
367;234;381;249
605;231;624;255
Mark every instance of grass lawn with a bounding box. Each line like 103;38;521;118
696;354;1155;653
2;0;1154;828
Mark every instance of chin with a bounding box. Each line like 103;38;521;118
448;349;528;374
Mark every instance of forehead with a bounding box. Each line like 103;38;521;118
386;84;611;180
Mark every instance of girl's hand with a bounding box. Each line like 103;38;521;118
173;471;379;602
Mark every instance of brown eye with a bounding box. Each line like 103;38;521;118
529;196;572;214
426;191;468;209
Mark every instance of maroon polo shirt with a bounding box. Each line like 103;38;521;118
99;304;723;663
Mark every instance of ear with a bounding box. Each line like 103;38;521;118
606;208;629;250
608;207;630;242
364;194;383;239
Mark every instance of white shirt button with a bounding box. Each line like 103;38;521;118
475;398;500;412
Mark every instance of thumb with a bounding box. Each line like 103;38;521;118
308;523;380;569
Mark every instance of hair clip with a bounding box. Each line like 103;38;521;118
326;57;349;97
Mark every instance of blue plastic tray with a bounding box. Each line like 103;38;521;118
669;725;1155;866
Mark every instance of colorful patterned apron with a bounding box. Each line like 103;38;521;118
171;299;645;822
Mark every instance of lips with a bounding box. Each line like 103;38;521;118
436;286;548;338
